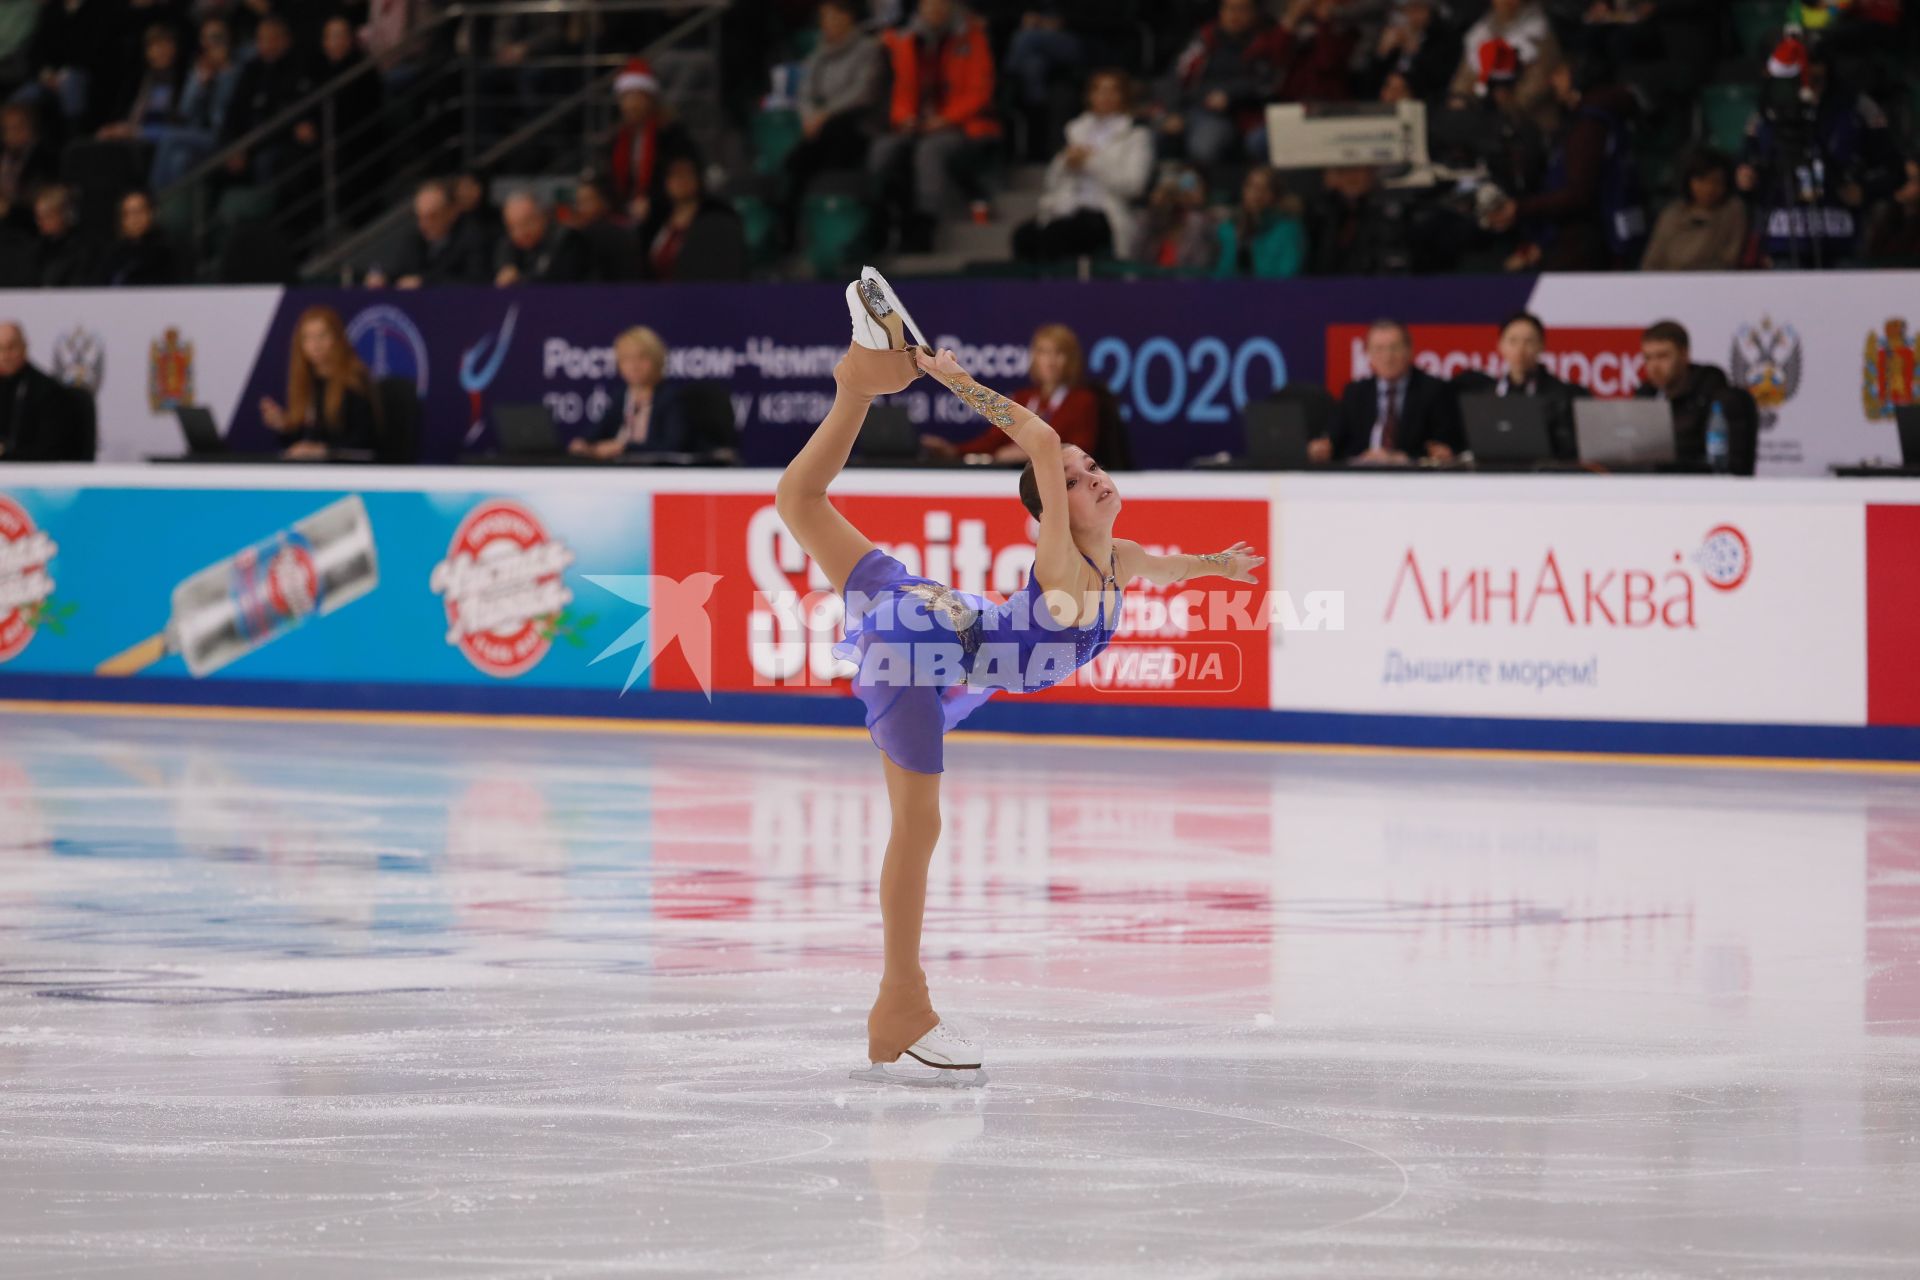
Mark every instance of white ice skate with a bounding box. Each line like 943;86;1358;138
850;1017;988;1089
847;265;932;354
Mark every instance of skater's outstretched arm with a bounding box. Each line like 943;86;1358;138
1115;538;1265;586
913;348;1082;594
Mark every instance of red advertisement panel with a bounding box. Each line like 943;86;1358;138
1325;324;1648;398
651;491;1269;709
1867;504;1920;726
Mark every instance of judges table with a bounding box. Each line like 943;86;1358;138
0;462;1916;764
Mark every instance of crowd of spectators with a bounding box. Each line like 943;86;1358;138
0;2;400;287
0;0;1914;285
754;0;1917;276
357;53;749;287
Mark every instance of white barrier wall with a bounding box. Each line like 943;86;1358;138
1269;475;1869;725
2;464;1915;758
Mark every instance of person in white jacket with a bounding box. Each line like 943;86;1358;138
1012;70;1154;263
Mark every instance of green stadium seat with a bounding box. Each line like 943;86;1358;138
1699;83;1758;156
802;192;868;277
731;193;777;265
1730;2;1788;55
213;185;274;230
752;109;804;177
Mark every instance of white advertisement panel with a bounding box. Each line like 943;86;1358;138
1271;479;1867;725
0;287;283;463
1528;271;1920;478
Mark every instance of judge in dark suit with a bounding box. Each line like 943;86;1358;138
1312;318;1462;463
1489;311;1587;459
572;326;691;458
0;322;87;462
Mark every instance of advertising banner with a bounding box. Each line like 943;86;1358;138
0;480;651;695
229;278;1528;471
7;272;1913;476
1866;503;1920;727
1271;484;1868;725
1528;272;1920;476
649;489;1274;711
3;467;1918;753
0;287;281;463
1323;322;1650;398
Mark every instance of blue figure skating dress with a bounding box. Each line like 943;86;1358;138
833;545;1120;773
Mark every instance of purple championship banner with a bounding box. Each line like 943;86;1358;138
230;278;1537;468
2;272;1913;471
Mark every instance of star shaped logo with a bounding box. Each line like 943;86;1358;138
582;572;722;699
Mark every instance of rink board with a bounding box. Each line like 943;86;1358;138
1;464;1918;761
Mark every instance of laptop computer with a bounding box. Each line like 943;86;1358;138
855;404;920;462
1243;400;1311;469
493;402;561;457
1460;393;1553;464
1575;399;1677;467
174;405;227;456
1896;404;1920;466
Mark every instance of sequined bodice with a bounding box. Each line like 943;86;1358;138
963;548;1120;691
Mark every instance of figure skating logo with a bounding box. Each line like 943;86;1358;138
430;498;578;678
460;306;518;447
584;573;722;699
0;496;61;662
347;305;429;396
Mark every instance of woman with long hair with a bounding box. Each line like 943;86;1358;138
260;306;379;459
921;323;1099;462
775;270;1263;1084
1213;166;1306;279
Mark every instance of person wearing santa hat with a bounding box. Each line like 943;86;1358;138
609;57;699;225
1735;29;1902;268
1447;0;1563;134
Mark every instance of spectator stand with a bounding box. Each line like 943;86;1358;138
136;0;733;286
2;0;1916;288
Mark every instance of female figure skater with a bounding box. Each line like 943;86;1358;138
774;269;1263;1084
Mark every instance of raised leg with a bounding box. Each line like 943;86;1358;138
867;751;944;1063
773;343;918;595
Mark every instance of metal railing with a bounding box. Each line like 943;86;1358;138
156;0;731;280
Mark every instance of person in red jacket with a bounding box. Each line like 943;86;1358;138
868;0;1000;251
921;324;1100;461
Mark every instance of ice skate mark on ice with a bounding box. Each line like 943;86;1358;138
35;985;443;1004
0;966;189;988
1069;1091;1412;1235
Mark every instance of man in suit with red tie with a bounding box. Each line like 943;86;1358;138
1312;318;1463;464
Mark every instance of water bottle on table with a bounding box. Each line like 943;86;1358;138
1706;401;1730;475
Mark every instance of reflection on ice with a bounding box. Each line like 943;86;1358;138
0;708;1917;1277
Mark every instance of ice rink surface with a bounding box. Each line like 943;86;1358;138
1;706;1917;1279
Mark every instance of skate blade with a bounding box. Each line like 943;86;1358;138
850;1063;989;1089
860;266;932;352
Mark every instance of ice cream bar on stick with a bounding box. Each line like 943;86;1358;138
95;494;379;677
